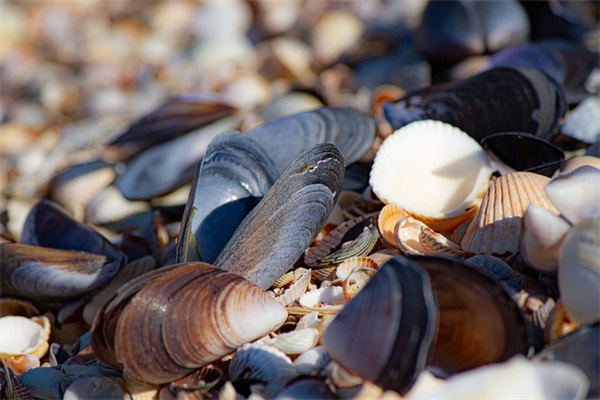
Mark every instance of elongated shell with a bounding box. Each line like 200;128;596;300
461;172;559;255
370;120;492;231
215;143;344;289
176;131;278;263
323;255;437;395
0;243;119;302
91;263;287;384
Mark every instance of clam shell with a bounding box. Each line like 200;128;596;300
91;263;287;384
228;343;296;382
370;120;492;231
323;256;437;395
4;354;40;376
558;218;600;325
545;166;600;225
377;204;408;247
519;204;571;273
461;172;559;255
214;143;344;289
0;316;50;361
176;131;278;264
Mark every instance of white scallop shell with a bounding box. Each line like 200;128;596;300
370;120;492;231
264;328;320;355
298;286;345;309
546;166;600;225
228;343;297;382
296;312;320;330
274;269;311;307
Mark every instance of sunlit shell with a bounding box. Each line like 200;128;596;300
296;312;320;331
368;249;401;268
336;257;378;280
370;120;492;232
342;267;377;301
544;300;579;344
520;205;571;273
228;343;297;382
558;218;600;325
4;353;40;376
311;11;363;65
0;316;50;362
274;269;311;307
264;328;320;355
293;346;331;376
545;166;600;225
461;172;559;255
419;226;465;257
377;204;408;247
558;156;600;176
298;286;345;310
85;186;150;225
395;216;430;255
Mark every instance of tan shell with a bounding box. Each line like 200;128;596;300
370;120;492;231
419;226;465;258
461;172;559;255
377;204;408;247
368;249;401;268
558;155;600;176
395;217;462;257
336;257;379;280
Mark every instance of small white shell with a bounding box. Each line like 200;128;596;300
229;343;297;382
265;328;320;355
0;316;50;360
545;166;600;225
370;120;492;231
274;269;311;307
298;286;345;310
293;346;331;376
558;218;600;325
296;312;320;330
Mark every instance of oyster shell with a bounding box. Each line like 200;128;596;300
370;120;492;231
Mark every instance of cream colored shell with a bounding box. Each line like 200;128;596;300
370;120;492;231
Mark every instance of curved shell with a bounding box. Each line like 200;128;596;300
0;243;119;302
461;172;559;255
299;286;345;310
176;131;278;264
293;346;331;376
264;328;320;355
214;143;344;289
558;156;600;176
228;343;296;382
91;263;287;384
545;166;600;226
274;269;312;307
370;120;492;232
0;315;50;365
336;257;378;280
377;204;408;247
558;218;600;325
395;217;464;257
323;256;437;395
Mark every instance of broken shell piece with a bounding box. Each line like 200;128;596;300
377;204;408;247
228;343;297;382
0;316;51;369
419;226;465;258
520;205;571;273
342;267;377;301
461;172;559;256
395;217;462;257
544;300;579;344
545;166;600;225
558;218;600;325
274;269;311;307
370;120;492;231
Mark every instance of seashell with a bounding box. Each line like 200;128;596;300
370;120;492;232
368;249;401;268
519;204;571;273
414;355;589;400
560;96;600;143
85;186;150;225
384;68;567;143
395;217;455;256
310;266;338;283
264;328;320;355
214;143;344;289
296;312;320;331
125;379;160;400
544;300;579;344
419;226;465;258
481;132;565;177
176;131;278;264
115;116;240;201
335;257;378;280
246;107;375;174
342;267;377;301
0;243;119;302
63;377;128;400
272;376;334;399
17;366;73;400
558;155;600;176
298;286;345;310
535;323;599;398
411;255;530;373
558;218;600;325
305;213;378;267
461;172;559;256
107;95;237;159
91;263;287;384
293;346;331;377
415;0;529;65
20;199;126;265
0;298;40;318
263;37;317;87
5;354;40;376
274;269;311;307
169;365;223;392
0;316;50;363
545;166;600;226
323;256;437;395
228;343;296;383
258;92;323;122
310;225;379;267
377;204;408;247
82;255;157;326
311;11;363;65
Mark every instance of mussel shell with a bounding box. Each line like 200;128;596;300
323;255;437;395
384;67;567;142
406;255;531;373
246;107;374;174
108;95;237;158
481;132;565;177
214;143;344;289
176;131;278;264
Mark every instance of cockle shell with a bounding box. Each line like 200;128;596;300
370;120;492;232
336;257;378;280
263;328;320;355
274;269;311;307
0;316;51;371
558;218;600;325
298;286;345;310
461;172;559;255
91;263;287;384
395;217;463;257
377;204;408;246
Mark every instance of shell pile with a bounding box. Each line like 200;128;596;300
1;1;599;399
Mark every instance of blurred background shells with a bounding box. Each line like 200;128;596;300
0;0;598;398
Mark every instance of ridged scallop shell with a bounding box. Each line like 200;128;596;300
228;343;297;382
370;120;492;231
419;226;465;257
274;269;312;307
342;267;377;301
336;257;378;280
461;172;559;256
298;286;345;310
368;249;401;267
558;218;600;325
91;263;287;384
264;328;320;355
378;204;408;247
